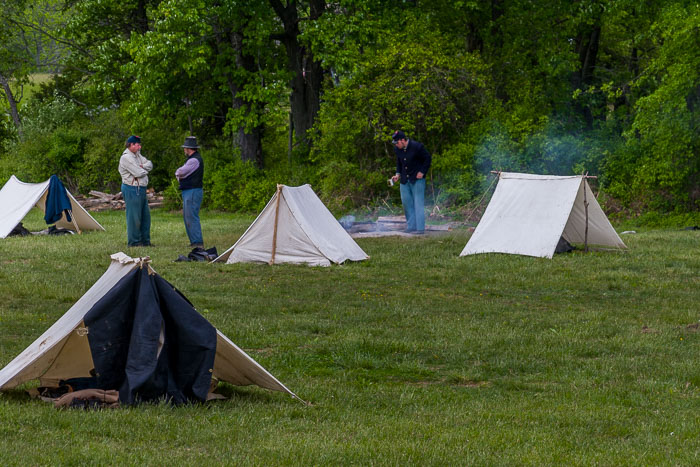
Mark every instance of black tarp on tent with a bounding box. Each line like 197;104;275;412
84;266;217;404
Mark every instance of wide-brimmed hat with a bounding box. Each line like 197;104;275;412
181;136;200;149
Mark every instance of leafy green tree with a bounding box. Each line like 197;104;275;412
61;0;161;106
125;0;286;167
605;2;700;210
311;18;490;209
0;0;34;138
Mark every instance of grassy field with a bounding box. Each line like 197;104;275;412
0;208;699;465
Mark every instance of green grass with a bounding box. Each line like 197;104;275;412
1;208;699;465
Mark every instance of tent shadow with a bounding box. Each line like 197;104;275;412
1;387;36;403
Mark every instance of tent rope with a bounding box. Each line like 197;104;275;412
464;172;499;225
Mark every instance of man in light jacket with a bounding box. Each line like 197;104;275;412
118;135;153;246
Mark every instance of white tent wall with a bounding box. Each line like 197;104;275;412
214;184;368;266
0;176;51;238
268;194;330;266
214;191;278;264
0;175;104;238
461;173;580;258
460;172;626;259
562;180;627;248
213;332;295;395
0;253;300;401
283;184;368;264
0;254;136;389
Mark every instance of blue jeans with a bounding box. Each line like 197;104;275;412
122;183;151;246
182;188;203;246
400;178;426;232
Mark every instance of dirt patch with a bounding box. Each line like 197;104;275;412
453;380;490;388
411;379;490;388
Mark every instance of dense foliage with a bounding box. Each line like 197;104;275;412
0;0;698;214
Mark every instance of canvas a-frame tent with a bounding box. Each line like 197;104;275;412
214;184;369;267
0;175;104;238
0;253;301;404
460;172;627;259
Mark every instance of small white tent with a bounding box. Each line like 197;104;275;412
0;253;300;402
214;184;369;267
460;172;626;259
0;175;104;238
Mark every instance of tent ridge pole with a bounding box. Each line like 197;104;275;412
583;171;589;253
270;184;283;265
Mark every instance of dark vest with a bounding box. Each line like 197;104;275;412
179;152;204;190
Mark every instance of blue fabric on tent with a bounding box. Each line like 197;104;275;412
83;267;217;405
44;174;72;224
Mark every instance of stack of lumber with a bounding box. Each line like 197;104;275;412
75;190;164;211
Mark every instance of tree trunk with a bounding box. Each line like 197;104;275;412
238;125;263;167
0;72;23;139
131;0;150;34
214;21;264;168
572;23;601;129
269;0;325;147
231;29;264;168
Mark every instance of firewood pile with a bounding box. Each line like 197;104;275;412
74;189;164;211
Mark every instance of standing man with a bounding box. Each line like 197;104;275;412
119;135;153;246
175;136;204;247
390;130;432;234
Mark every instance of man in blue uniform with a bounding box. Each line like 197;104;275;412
390;130;432;234
175;136;205;247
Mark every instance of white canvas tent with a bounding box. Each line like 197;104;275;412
0;253;300;402
0;175;104;238
214;184;369;267
460;172;626;259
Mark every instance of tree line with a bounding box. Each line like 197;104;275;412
0;0;698;215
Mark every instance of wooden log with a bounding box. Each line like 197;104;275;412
88;190;116;200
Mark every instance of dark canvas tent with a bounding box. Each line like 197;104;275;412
0;253;300;404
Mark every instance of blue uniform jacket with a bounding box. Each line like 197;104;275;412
395;139;431;184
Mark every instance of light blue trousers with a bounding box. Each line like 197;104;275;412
399;178;426;232
182;188;203;246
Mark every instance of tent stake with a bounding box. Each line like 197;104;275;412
269;184;282;265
